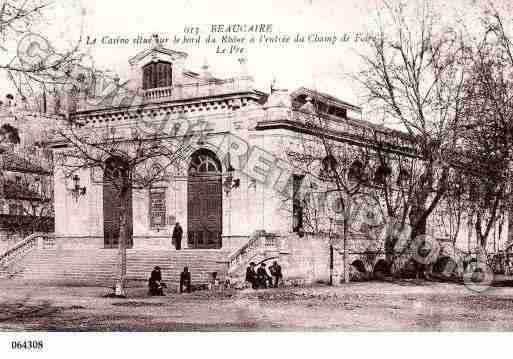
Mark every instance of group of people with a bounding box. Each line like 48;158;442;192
149;261;284;295
148;265;191;296
245;261;283;289
150;222;284;294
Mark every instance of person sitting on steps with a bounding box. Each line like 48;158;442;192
257;262;272;289
180;266;191;293
148;266;166;296
209;271;220;291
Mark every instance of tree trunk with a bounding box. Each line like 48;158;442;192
115;185;130;297
343;217;349;283
329;244;334;286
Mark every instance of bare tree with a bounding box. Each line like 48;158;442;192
430;174;466;246
281;96;387;283
0;0;87;112
0;0;49;42
355;0;468;251
457;3;513;252
54;113;201;295
15;144;53;230
354;0;513;272
0;171;53;236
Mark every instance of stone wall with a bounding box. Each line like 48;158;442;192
277;234;331;283
50;234;250;252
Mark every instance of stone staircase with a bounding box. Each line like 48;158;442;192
0;234;231;287
15;249;230;287
226;230;290;286
0;230;337;288
0;233;52;278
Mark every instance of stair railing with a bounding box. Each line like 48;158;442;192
227;231;280;276
0;233;54;268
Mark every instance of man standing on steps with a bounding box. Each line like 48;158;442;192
172;222;183;250
257;262;272;289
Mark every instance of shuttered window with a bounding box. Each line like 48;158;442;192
142;61;172;89
149;187;166;229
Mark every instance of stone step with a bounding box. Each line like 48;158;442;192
9;248;230;286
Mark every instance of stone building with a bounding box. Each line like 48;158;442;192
1;35;506;286
0;105;55;253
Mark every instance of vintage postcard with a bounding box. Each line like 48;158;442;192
0;0;512;356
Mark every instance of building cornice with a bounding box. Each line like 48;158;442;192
255;119;418;158
70;91;262;126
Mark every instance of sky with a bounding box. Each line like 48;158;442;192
0;0;506;250
0;0;485;115
77;0;375;105
0;0;377;106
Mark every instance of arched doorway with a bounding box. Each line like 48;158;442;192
103;157;133;248
373;259;391;280
187;149;223;249
433;256;458;277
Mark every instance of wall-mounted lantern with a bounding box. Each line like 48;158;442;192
223;161;240;196
69;174;86;202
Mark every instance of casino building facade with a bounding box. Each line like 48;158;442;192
2;35;506;286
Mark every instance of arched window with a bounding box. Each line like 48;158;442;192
348;159;367;183
322;155;338;172
150;163;165;180
142;61;172;90
374;164;392;185
397;169;410;187
319;154;338;180
104;157;130;183
292;174;305;233
188;149;222;176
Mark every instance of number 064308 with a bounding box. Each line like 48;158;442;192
11;340;44;350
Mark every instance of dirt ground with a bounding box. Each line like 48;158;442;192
1;279;513;331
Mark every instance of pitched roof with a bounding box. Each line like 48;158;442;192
128;47;188;66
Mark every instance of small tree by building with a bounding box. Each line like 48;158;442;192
280;94;382;284
54;108;203;295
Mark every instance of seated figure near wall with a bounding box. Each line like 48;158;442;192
208;271;220;291
180;266;192;293
148;266;166;296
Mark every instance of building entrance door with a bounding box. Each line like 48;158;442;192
187;149;222;249
103;157;133;248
